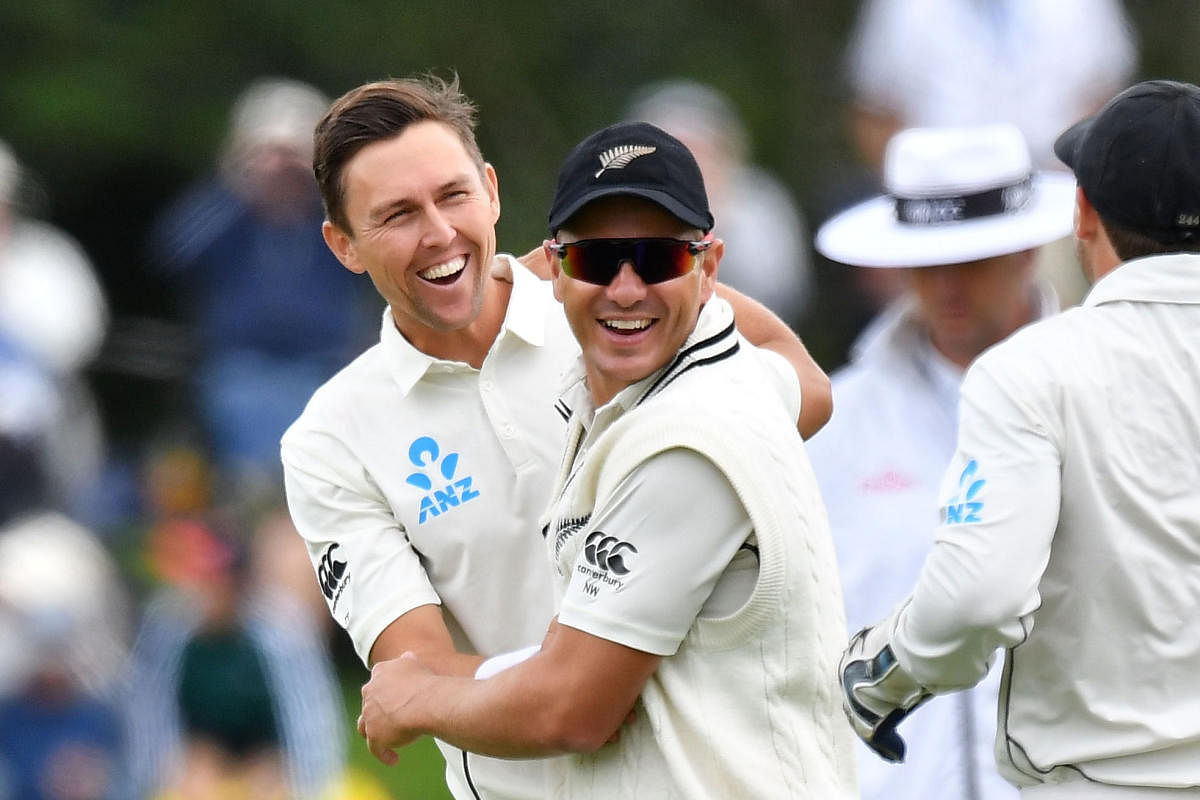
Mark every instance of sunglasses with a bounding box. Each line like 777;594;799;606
548;237;712;286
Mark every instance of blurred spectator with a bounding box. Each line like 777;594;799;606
0;138;109;513
625;79;814;328
123;499;349;800
845;0;1136;173
147;77;381;486
0;330;59;525
0;510;132;800
842;0;1137;308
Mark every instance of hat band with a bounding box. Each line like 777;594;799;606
894;175;1033;225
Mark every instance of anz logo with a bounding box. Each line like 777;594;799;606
944;459;986;525
406;435;481;525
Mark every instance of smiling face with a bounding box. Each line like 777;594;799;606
549;196;719;407
905;249;1037;368
322;120;501;352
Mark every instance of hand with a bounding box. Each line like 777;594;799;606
517;245;553;280
358;651;433;765
839;619;930;763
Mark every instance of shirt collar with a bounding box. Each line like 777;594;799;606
1082;253;1200;309
496;253;551;348
557;296;737;433
382;253;557;396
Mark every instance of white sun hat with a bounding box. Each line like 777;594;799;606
816;123;1077;268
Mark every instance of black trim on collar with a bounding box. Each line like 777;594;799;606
638;318;738;405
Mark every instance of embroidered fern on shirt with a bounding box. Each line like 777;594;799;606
594;145;657;178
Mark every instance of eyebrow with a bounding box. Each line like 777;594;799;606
367;175;477;225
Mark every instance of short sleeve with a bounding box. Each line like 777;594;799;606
557;448;753;656
282;429;441;665
752;345;802;425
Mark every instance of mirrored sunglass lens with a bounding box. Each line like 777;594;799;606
562;240;694;285
632;241;691;283
560;244;616;284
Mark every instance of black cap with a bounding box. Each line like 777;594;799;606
1054;80;1200;244
547;121;714;235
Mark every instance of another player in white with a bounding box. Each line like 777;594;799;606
840;81;1200;799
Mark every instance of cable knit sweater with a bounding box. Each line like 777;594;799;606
541;301;858;799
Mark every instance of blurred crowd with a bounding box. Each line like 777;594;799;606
0;79;386;800
0;1;1140;798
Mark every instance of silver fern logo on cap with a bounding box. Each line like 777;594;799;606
594;145;657;178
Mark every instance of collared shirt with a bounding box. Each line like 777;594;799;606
281;255;578;800
893;253;1200;791
807;283;1058;800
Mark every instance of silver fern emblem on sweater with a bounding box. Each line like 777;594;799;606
594;145;657;178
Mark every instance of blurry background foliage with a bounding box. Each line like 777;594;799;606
2;2;1198;422
0;0;870;443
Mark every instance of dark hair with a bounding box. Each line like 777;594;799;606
313;74;484;232
1099;214;1200;262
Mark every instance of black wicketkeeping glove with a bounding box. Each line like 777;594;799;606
839;611;932;763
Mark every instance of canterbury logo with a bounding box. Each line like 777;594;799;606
583;530;637;575
317;543;348;601
594;145;656;178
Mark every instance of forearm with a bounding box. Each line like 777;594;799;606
360;623;657;762
715;282;832;438
399;660;592;758
368;605;485;676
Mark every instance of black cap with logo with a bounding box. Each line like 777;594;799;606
1054;79;1200;244
547;121;713;235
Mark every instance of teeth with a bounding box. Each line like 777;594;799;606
603;319;651;331
419;256;466;280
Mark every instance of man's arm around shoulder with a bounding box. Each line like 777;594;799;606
715;283;832;438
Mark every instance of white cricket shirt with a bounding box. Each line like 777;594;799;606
282;255;577;800
892;253;1200;793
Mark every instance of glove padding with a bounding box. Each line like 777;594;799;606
839;610;931;763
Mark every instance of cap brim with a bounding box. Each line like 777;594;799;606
815;172;1078;268
549;186;712;234
1053;117;1093;172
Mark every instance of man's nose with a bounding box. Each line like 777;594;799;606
606;261;648;306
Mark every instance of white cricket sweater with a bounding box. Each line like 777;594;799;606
541;301;859;799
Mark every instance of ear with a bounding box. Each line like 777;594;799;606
698;237;723;302
1073;186;1099;243
484;163;501;222
322;220;364;274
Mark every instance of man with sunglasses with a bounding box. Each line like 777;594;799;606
357;121;858;799
282;77;832;800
